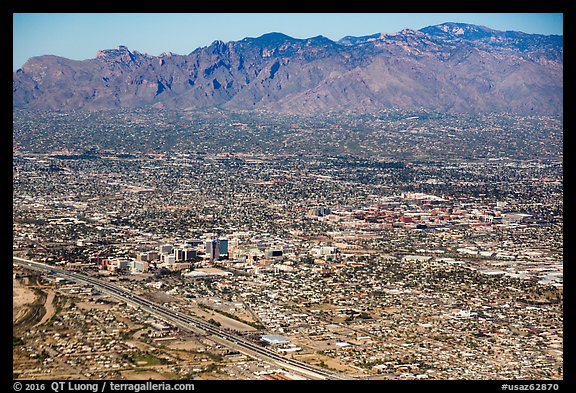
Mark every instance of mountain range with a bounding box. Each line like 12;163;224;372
12;22;563;114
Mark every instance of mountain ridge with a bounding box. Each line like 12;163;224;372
13;23;563;114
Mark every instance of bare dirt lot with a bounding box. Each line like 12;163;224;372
13;277;39;325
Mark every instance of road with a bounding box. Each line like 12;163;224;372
13;257;351;380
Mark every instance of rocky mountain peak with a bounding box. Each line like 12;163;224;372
421;22;500;40
96;45;135;63
241;32;301;48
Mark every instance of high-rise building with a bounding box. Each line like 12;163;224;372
132;260;149;273
182;248;197;261
205;239;220;261
165;255;176;265
205;238;229;261
219;239;229;257
159;244;174;255
184;239;203;248
138;251;159;262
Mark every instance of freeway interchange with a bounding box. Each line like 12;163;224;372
13;257;350;381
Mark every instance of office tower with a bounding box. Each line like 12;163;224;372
205;239;220;261
219;239;229;257
159;244;174;255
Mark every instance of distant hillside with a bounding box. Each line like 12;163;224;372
13;23;563;114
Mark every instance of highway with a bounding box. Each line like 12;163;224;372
13;257;351;380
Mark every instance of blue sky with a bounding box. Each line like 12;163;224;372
13;13;563;71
